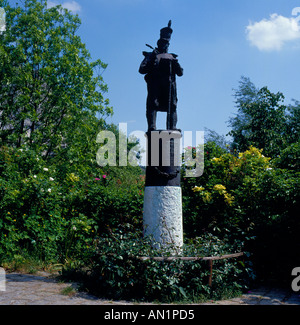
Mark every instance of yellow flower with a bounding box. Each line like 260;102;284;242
67;173;79;182
213;184;227;194
224;193;235;206
202;192;212;203
211;157;221;163
192;186;205;192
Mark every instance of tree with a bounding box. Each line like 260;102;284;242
0;0;112;162
228;77;291;157
204;127;230;152
286;100;300;145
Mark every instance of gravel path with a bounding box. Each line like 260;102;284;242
0;272;299;305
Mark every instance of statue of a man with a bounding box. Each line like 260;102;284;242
139;21;183;131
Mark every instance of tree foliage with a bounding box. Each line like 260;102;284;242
228;76;299;158
0;0;144;263
0;0;112;163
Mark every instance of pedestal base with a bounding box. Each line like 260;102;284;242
143;186;183;253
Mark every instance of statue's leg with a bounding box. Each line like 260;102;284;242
168;85;178;130
169;109;177;130
147;108;157;131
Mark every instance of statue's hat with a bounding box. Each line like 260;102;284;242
160;20;173;41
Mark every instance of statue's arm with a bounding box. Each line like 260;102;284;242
173;58;183;77
169;53;183;77
139;51;157;74
139;57;149;74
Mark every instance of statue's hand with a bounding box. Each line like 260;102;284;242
156;53;174;62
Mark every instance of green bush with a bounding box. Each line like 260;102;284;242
0;145;144;263
61;228;252;303
81;168;144;231
182;143;300;284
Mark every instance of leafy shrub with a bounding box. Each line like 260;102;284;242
61;228;252;303
81;168;144;231
182;143;300;284
0;145;144;263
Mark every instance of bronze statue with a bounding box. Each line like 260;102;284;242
139;21;183;131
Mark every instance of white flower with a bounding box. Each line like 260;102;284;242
33;175;37;178
49;177;54;181
48;188;52;193
43;168;49;171
72;226;77;231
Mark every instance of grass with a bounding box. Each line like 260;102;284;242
60;286;77;297
2;255;45;273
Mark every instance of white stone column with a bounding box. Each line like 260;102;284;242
143;186;183;253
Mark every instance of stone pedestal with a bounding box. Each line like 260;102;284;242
143;130;183;253
143;186;183;251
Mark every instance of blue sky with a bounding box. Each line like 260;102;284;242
9;0;300;141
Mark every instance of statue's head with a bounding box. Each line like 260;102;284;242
157;39;170;53
160;20;173;41
156;20;172;53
